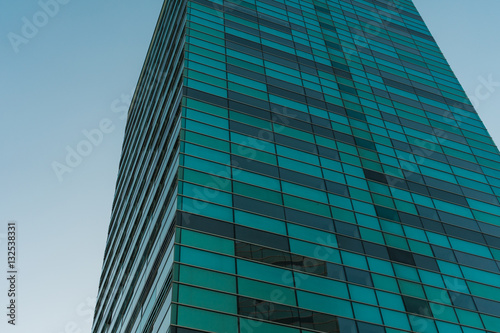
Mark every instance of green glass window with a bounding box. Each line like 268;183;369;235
179;264;236;293
180;246;235;274
176;305;238;332
238;277;297;306
178;284;237;313
297;290;353;318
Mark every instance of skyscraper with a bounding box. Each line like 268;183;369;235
92;0;500;332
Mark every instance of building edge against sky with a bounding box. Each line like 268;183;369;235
93;0;500;332
91;0;184;331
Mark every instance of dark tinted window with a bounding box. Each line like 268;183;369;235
325;181;349;196
228;90;269;109
424;174;463;193
363;169;388;184
231;155;279;178
485;235;500;248
438;211;480;231
413;254;439;272
398;212;422;227
178;212;234;238
364;242;390;260
375;206;400;222
280;168;326;190
296;256;328;276
238;297;300;326
449;291;477;311
428;188;468;206
230;120;273;139
388;247;415;266
300;311;339;332
235;242;291;267
454;251;499;273
233;195;285;220
421;218;444;233
337;235;364;254
345;267;372;286
275;133;317;153
229;100;270;119
402;296;431;316
285;208;334;231
333;131;355;145
462;187;498;204
474;297;500;317
479;222;500;238
357;322;385;333
267;77;304;94
355;138;375;150
318;146;339;160
268;85;307;103
407;182;429;196
326;263;346;281
335;221;360;237
443;224;485;244
184;88;227;108
432;245;456;262
386;176;408;189
338;318;358;333
235;226;289;251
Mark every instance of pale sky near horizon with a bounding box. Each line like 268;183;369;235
0;1;499;333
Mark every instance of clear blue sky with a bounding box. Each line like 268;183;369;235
0;1;499;332
0;1;164;332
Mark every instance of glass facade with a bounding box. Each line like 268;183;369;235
93;0;500;332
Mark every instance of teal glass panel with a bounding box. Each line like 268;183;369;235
180;247;235;274
296;290;353;318
237;259;294;287
177;306;238;332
